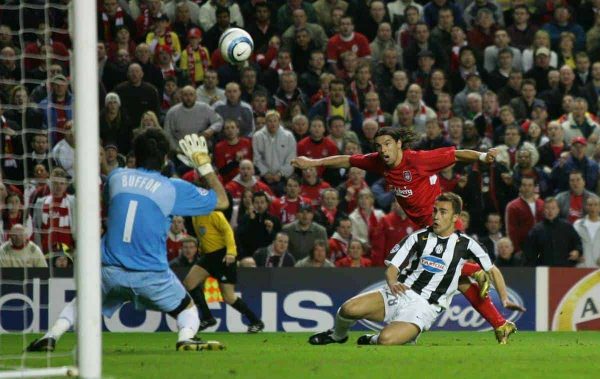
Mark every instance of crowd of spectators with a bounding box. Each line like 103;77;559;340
2;0;600;270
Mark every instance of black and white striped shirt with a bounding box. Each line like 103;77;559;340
386;227;493;309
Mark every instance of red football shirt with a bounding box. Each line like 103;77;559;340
326;32;371;64
349;147;456;227
568;194;584;224
301;181;331;206
214;138;253;184
297;137;339;176
269;196;311;224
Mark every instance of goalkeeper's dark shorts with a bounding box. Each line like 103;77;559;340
195;248;237;284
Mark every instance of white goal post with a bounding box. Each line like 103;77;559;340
72;0;102;376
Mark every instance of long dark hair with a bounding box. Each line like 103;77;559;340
133;128;170;171
374;126;416;150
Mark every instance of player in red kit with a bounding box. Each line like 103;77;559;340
270;176;311;224
297;117;339;177
214;119;253;184
292;127;525;343
300;167;332;207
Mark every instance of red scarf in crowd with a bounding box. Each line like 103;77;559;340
142;8;152;35
363;108;385;129
161;92;172;111
344;180;368;213
1;116;16;169
359;208;378;230
101;6;124;42
320;206;337;226
187;44;210;85
40;194;74;253
349;80;375;109
161;63;176;79
269;60;293;75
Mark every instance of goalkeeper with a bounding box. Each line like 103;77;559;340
27;130;229;352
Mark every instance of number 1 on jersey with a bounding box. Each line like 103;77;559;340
123;200;138;243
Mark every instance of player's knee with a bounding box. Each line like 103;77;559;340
340;299;362;318
222;292;237;304
377;330;401;346
183;275;200;290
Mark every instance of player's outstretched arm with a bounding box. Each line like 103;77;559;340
291;155;352;169
455;148;498;164
488;265;527;312
178;134;229;210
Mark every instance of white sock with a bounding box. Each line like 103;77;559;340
332;308;356;341
44;299;77;341
370;334;379;345
176;306;200;342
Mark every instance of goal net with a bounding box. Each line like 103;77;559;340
0;0;100;377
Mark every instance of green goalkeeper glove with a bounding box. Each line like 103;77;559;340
178;134;214;176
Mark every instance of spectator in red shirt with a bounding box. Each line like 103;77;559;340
225;159;273;203
326;15;371;75
270;176;311;225
24;29;70;72
166;215;188;261
215;119;253;184
467;8;498;51
32;167;75;254
315;188;348;237
107;26;138;63
505;176;544;253
335;239;372;267
297;116;340;176
379;202;418;265
328;216;353;262
337;166;369;213
300;167;331;207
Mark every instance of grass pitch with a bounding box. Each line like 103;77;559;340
1;332;600;378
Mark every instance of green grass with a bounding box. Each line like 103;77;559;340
2;332;600;378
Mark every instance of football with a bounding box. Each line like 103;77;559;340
219;27;254;64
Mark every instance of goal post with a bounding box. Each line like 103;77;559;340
72;0;102;377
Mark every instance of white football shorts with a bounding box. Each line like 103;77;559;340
377;286;443;332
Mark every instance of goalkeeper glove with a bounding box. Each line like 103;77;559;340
178;134;214;176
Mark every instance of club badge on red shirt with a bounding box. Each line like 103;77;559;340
403;170;412;182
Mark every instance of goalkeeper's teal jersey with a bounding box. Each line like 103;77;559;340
101;168;216;271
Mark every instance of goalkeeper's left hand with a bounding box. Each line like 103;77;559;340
178;134;214;176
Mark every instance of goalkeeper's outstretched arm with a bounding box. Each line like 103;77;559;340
204;171;229;210
291;155;351;169
178;134;229;210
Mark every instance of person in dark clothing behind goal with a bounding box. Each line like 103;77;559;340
183;210;265;333
309;192;523;346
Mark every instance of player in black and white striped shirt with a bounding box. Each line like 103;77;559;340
309;193;520;346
